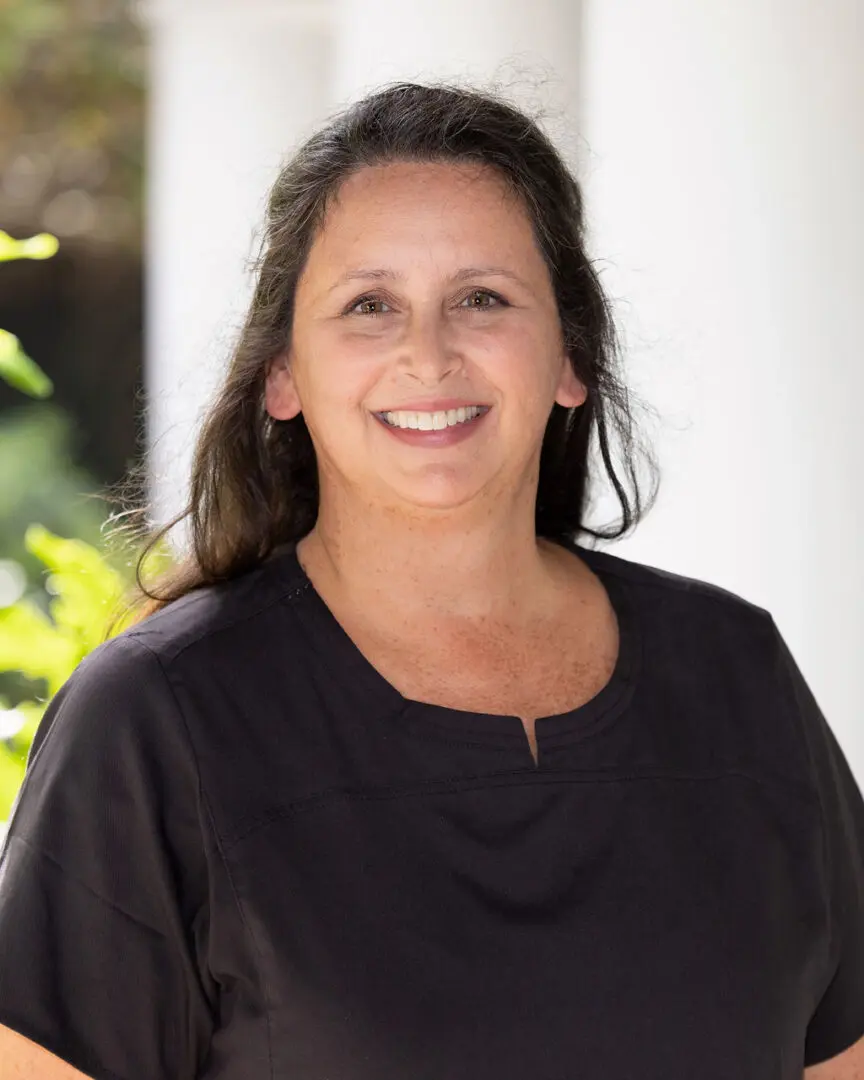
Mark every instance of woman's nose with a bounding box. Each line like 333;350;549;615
396;314;461;383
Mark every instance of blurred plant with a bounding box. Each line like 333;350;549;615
0;229;123;584
0;526;127;819
0;524;169;822
0;0;145;250
0;228;57;397
0;403;112;583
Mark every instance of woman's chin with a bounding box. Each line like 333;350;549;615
378;471;492;514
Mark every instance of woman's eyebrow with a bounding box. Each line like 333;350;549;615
327;266;531;293
455;266;530;288
328;268;396;293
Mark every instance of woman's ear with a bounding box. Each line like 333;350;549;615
554;353;588;409
264;350;303;420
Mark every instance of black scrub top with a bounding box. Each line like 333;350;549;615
1;538;863;1080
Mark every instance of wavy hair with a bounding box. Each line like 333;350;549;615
108;80;658;625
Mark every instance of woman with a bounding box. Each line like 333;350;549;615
0;82;862;1080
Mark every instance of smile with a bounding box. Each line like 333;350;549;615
376;406;490;431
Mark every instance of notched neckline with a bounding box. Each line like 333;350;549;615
271;538;641;760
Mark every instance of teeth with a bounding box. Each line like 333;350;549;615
382;406;484;431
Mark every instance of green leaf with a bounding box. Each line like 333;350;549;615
0;598;79;695
0;329;53;398
0;523;136;826
25;524;126;653
0;229;59;262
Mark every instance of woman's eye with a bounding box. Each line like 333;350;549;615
348;296;390;316
460;289;503;310
345;289;504;317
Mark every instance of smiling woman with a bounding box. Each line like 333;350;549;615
263;157;587;516
0;81;863;1080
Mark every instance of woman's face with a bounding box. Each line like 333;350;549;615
265;159;586;516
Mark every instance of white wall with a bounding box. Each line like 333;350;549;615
332;0;581;131
143;0;332;536
580;0;864;760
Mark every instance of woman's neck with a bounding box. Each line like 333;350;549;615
296;501;576;630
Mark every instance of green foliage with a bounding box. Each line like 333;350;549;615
0;228;58;397
0;329;53;398
0;700;43;829
0;403;111;579
0;222;147;823
0;230;59;262
0;525;141;822
0;230;108;577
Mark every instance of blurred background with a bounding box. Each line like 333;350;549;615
0;0;861;824
0;0;144;566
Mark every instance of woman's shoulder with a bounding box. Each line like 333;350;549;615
575;541;773;626
576;544;819;792
22;548;312;792
121;545;310;670
572;540;784;678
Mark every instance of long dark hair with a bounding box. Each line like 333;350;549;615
109;80;658;625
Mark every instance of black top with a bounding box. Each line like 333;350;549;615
1;539;863;1080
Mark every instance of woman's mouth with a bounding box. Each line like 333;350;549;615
372;405;492;447
376;405;490;431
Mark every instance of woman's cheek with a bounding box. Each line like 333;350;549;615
316;356;383;414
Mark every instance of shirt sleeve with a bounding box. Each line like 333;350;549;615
0;633;217;1080
770;620;864;1067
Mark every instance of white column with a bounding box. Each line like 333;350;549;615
331;0;582;157
581;0;864;759
140;0;332;538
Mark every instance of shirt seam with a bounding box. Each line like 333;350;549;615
578;546;773;618
130;636;275;1080
768;614;835;1014
219;765;819;852
198;810;275;1080
7;834;171;940
127;580;311;667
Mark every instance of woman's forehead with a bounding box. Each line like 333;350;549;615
304;162;538;278
321;160;522;230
